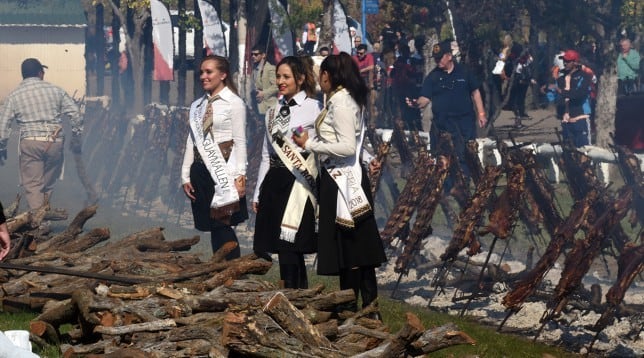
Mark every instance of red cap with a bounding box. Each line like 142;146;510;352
562;50;579;62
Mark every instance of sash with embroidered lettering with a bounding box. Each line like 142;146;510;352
189;94;240;213
316;94;371;229
266;103;318;243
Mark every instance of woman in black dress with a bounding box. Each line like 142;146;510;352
253;56;321;289
293;53;386;315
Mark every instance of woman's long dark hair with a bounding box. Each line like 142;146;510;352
200;55;239;95
320;52;368;108
276;56;317;98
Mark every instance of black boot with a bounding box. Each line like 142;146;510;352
514;117;523;129
360;267;382;321
360;267;379;308
296;255;309;289
338;268;360;312
280;264;299;289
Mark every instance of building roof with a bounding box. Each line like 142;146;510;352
0;0;86;26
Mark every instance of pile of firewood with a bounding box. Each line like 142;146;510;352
1;202;475;357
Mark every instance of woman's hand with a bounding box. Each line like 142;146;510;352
235;176;246;197
183;183;196;201
292;130;309;148
252;201;259;213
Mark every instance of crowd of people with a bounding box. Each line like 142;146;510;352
1;21;641;320
183;52;386;317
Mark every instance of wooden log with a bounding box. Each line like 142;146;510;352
61;339;120;357
202;259;273;290
305;289;356;311
37;205;98;253
1;295;50;312
135;235;200;252
166;324;221;342
72;289;102;338
44;208;69;221
181;285;342;313
0;262;150;285
165;254;271;283
350;312;424;358
223;310;335;357
210;240;240;263
408;322;476;355
93;318;177;335
88;347;154;358
34;299;78;328
174;312;227;326
6;211;32;233
301;306;334;324
262;292;336;352
58;227;110;253
314;319;338;338
29;320;60;345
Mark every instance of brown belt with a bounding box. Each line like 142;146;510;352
23;136;57;142
193;140;234;163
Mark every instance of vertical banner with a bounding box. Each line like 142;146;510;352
267;0;294;62
198;0;227;56
332;0;351;54
151;0;173;81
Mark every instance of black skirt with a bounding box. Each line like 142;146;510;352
316;165;387;275
253;166;317;254
189;161;248;231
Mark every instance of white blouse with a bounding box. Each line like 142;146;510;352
181;86;247;184
252;91;321;202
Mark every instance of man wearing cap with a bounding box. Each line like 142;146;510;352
411;40;486;180
556;50;593;147
0;58;83;210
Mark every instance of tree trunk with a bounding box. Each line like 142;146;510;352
108;1;150;114
595;64;618;148
320;0;334;50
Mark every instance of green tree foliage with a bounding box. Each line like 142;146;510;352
286;0;323;40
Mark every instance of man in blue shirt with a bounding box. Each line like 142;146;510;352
412;41;486;180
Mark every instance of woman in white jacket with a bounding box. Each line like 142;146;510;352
293;53;386;318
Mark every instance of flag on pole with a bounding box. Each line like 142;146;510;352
151;0;173;80
332;0;351;54
198;0;227;56
267;0;294;62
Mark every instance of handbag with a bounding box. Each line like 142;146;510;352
492;60;505;75
210;200;241;225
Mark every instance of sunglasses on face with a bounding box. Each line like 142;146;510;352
357;51;365;56
251;52;262;56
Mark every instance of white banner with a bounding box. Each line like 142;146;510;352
197;0;227;56
332;0;351;54
268;0;294;62
151;0;173;80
